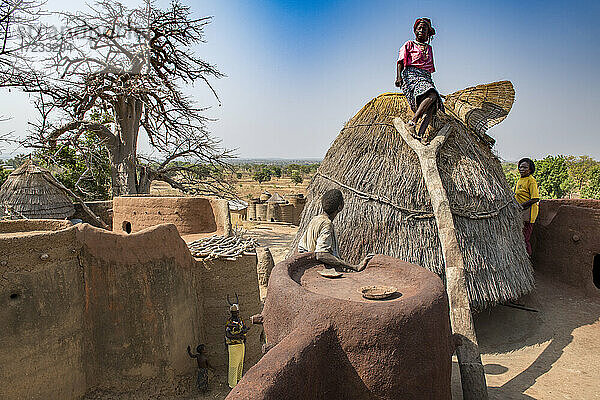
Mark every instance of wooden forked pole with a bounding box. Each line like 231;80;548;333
43;175;110;230
393;118;488;400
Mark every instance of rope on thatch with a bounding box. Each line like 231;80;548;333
315;172;515;220
341;122;396;131
315;172;433;219
41;174;109;229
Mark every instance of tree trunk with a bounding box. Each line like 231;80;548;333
136;165;154;194
109;95;143;196
393;118;488;400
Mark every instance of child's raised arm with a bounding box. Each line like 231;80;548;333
187;345;196;358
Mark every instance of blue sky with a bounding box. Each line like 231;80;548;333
2;0;599;160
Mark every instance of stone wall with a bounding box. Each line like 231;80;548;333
532;199;600;298
113;196;231;236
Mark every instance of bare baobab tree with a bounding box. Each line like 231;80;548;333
0;0;46;148
14;0;232;196
0;0;45;86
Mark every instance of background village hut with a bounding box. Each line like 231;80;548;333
255;203;268;221
0;161;75;220
290;81;534;310
284;194;306;225
266;192;286;204
229;199;248;225
266;192;285;221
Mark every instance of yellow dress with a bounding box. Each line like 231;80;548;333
226;318;248;388
227;343;245;388
514;175;540;223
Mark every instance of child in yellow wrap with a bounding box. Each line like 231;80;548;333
225;302;249;388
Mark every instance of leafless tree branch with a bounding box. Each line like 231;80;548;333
5;0;232;196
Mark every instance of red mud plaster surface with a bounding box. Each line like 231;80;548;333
228;254;453;400
301;263;421;303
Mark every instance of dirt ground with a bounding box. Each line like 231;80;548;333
228;175;310;200
150;175;311;200
86;223;600;399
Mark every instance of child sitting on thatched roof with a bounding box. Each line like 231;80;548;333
298;189;372;271
395;17;444;139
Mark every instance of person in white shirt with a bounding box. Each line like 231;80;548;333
298;189;372;271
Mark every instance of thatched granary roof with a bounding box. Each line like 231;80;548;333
0;161;75;219
290;81;533;310
267;192;286;203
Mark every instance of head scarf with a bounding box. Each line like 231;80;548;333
413;17;435;38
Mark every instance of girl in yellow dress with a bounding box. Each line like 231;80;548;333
514;158;540;255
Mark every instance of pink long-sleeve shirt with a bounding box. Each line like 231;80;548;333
397;40;435;73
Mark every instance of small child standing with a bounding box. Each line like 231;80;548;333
187;344;214;393
395;17;444;139
514;158;540;255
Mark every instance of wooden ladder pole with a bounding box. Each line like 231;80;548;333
393;118;488;400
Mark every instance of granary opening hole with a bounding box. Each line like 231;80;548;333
593;254;600;289
9;293;20;300
122;221;132;234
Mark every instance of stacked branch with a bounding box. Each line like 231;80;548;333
188;234;259;261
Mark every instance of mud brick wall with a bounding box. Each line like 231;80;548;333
0;218;72;233
0;220;261;399
532;199;600;298
113;196;231;236
0;228;86;400
0;223;205;399
76;224;201;390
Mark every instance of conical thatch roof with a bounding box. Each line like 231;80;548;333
290;81;533;310
0;161;75;219
267;192;286;203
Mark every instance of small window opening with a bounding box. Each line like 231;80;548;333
10;293;20;300
593;254;600;289
271;218;275;222
122;221;132;234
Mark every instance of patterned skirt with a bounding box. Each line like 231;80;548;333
401;66;444;113
197;368;208;392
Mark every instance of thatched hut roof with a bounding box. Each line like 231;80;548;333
290;81;533;310
0;161;75;219
267;192;286;203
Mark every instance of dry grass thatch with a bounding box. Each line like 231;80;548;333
0;161;75;219
290;81;533;310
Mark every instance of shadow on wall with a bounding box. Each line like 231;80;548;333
0;221;261;400
532;199;600;298
594;254;600;289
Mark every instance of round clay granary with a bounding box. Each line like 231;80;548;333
229;254;453;399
